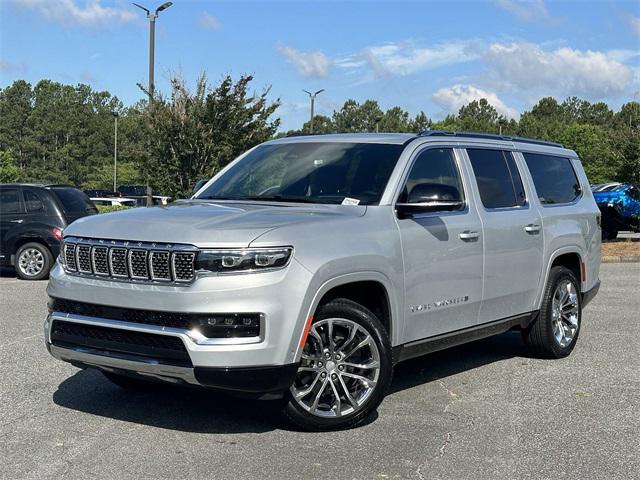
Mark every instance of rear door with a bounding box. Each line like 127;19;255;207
0;186;25;263
396;146;484;342
464;148;544;323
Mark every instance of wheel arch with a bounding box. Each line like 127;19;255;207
536;248;584;310
292;272;400;362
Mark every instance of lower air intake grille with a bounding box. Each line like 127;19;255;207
50;320;192;367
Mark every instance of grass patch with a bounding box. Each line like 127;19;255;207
96;205;133;214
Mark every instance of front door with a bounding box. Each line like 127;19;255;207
464;148;544;323
395;147;484;343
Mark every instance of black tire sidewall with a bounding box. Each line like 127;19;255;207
540;267;582;358
15;242;53;281
283;298;393;431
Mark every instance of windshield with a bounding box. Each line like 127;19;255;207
196;142;405;205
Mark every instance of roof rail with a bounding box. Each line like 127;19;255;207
417;130;564;148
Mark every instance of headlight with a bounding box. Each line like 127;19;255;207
195;247;293;274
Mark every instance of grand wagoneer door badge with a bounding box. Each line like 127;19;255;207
410;295;469;313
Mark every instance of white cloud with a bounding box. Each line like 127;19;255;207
80;70;96;82
630;15;640;37
276;44;331;78
199;12;221;30
339;41;480;77
486;42;634;98
495;0;549;22
432;84;519;119
10;0;136;26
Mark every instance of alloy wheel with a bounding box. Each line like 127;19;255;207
291;318;381;418
18;248;45;277
551;279;579;347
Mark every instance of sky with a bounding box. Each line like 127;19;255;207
1;0;639;131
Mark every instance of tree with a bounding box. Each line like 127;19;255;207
0;150;20;183
144;74;280;198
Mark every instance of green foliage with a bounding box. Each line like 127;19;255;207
0;76;637;190
142;74;280;198
96;204;134;214
0;150;21;183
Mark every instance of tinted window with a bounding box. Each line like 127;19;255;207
198;142;404;205
468;149;526;208
24;190;45;212
626;186;640;201
522;153;581;204
0;188;22;214
399;148;464;206
50;188;98;214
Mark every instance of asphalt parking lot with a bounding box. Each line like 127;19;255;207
0;263;638;480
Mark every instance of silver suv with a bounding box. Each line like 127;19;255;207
45;131;601;430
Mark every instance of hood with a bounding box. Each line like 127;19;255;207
63;200;366;247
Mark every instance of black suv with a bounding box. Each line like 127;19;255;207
0;184;97;280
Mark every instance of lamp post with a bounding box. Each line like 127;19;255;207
303;89;324;134
132;2;173;104
112;112;119;193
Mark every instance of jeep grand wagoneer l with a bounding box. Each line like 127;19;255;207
45;131;601;430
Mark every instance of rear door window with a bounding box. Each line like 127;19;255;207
50;188;98;214
0;188;23;214
467;149;526;209
522;153;582;204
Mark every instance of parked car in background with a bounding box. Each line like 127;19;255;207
117;185;147;197
0;184;97;280
592;183;640;239
116;185;171;206
84;189;117;198
90;197;137;208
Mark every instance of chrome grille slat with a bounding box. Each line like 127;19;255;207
76;245;92;273
61;237;196;285
91;246;109;276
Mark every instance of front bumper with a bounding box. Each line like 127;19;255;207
46;342;298;393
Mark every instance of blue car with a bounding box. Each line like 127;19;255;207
591;183;640;239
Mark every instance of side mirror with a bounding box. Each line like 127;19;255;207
396;183;463;218
193;179;208;194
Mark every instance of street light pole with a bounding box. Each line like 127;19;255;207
133;2;173;104
112;112;119;192
303;89;324;134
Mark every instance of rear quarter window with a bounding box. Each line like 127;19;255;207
522;153;582;205
50;188;98;214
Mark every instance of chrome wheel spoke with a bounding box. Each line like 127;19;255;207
341;371;376;388
311;378;329;411
328;379;342;417
343;336;373;360
551;279;579;348
342;360;380;370
337;375;358;407
294;372;321;400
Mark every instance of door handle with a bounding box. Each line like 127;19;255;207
524;224;541;234
10;219;24;224
459;230;479;241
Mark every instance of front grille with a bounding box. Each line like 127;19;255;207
50;297;262;339
62;237;196;284
92;246;109;275
50;320;192;367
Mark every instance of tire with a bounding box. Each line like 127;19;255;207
522;266;581;358
601;224;618;241
102;371;159;391
282;298;393;431
14;242;53;281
